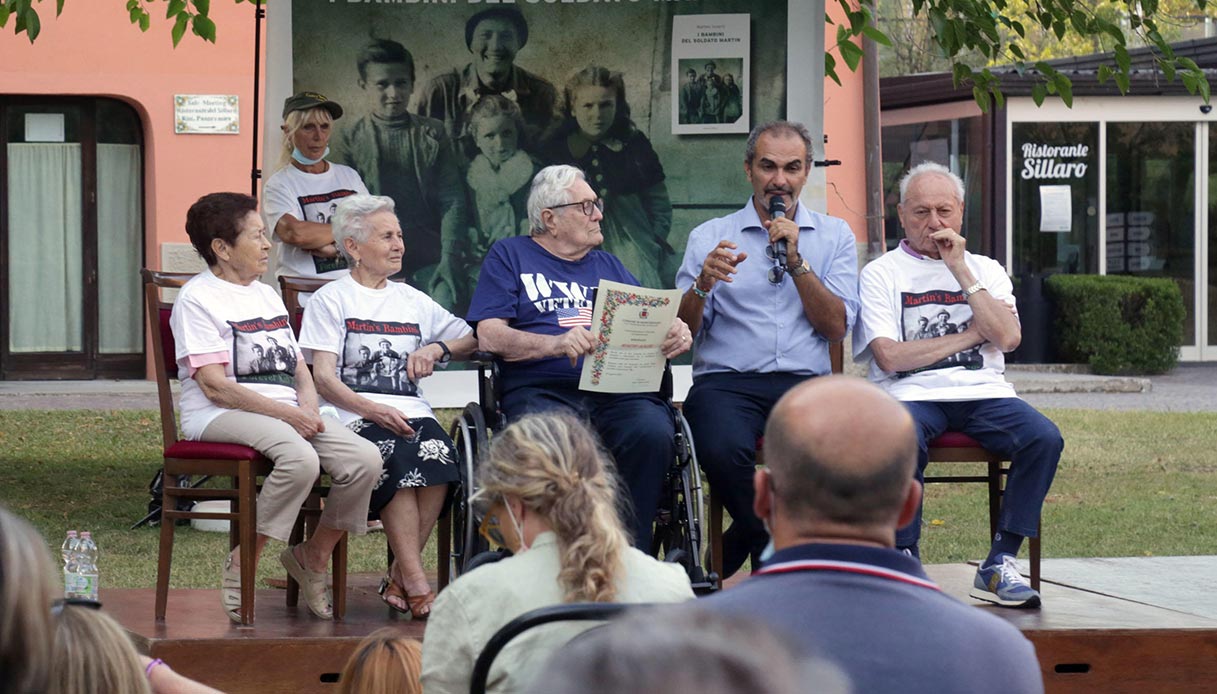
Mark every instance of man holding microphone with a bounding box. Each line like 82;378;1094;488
676;120;860;578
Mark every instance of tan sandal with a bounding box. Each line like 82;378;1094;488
221;554;244;624
279;546;333;620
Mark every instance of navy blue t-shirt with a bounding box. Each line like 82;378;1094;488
467;236;639;389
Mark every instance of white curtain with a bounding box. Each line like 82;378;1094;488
7;143;82;353
97;143;142;354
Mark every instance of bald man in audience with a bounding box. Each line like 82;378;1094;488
696;376;1044;694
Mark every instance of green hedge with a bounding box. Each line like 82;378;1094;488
1045;274;1185;375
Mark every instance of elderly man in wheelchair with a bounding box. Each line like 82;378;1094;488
462;164;700;566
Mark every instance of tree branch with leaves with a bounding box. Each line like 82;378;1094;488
831;0;1211;109
1;0;261;46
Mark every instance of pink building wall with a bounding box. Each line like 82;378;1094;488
823;2;869;244
0;2;265;267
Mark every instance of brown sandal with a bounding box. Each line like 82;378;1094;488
378;575;410;615
378;576;434;620
405;591;435;620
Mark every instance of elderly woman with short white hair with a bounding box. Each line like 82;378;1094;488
299;194;476;620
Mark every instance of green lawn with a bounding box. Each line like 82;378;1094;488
0;408;1213;590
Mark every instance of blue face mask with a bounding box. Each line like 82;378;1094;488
291;146;329;166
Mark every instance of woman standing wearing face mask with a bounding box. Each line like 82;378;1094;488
419;413;695;694
263;92;370;281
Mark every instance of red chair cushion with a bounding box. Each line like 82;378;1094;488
158;307;177;379
165;440;263;461
928;431;983;448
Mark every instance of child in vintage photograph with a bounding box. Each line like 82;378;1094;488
463;95;538;300
538;65;676;289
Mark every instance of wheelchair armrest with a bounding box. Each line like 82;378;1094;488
470;350;498;364
471;350;506;432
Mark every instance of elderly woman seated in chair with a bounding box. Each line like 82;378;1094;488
420;413;696;694
299;194;476;620
172;192;382;623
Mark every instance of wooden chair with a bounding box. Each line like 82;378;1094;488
277;274;331;335
706;342;845;581
144;269;347;624
277;275;455;590
925;432;1042;590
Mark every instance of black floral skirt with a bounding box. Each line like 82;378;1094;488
348;416;460;517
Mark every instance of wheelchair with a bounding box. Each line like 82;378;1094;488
444;353;719;594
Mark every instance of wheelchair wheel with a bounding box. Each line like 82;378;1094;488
448;402;491;580
651;411;717;592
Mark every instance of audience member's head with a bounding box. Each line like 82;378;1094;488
531;607;851;694
476;412;628;602
48;602;152;694
0;506;58;694
337;627;422;694
759;376;920;548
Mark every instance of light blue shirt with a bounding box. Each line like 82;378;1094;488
676;198;860;377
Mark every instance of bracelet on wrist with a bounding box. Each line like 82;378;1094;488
691;284;710;299
145;658;166;679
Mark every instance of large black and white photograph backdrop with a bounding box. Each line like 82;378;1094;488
286;0;789;315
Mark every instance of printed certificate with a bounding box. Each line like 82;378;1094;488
579;280;681;393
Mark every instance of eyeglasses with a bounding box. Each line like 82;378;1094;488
550;198;605;217
764;244;786;285
51;597;102;616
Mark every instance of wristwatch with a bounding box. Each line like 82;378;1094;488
435;341;452;364
963;282;986;297
787;258;811;278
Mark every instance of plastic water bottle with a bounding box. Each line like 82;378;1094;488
77;531;99;601
61;530;80;598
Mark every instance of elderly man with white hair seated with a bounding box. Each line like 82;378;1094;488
853;161;1063;609
466;164;693;549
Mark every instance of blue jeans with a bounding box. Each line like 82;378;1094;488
897;397;1063;549
503;386;674;549
683;372;810;578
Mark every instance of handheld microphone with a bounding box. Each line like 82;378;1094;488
768;195;788;267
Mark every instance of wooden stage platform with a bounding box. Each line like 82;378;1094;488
111;556;1217;693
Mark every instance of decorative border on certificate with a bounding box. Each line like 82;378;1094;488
589;288;672;386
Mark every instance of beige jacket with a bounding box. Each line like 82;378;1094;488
420;532;695;694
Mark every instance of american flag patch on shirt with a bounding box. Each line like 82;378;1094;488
555;305;593;328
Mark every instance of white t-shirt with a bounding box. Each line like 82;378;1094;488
170;271;305;439
297;274;472;425
852;245;1019;402
262;163;368;279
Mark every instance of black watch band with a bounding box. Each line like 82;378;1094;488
436;341;451;364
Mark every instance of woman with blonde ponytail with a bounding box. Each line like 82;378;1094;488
420;412;694;694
